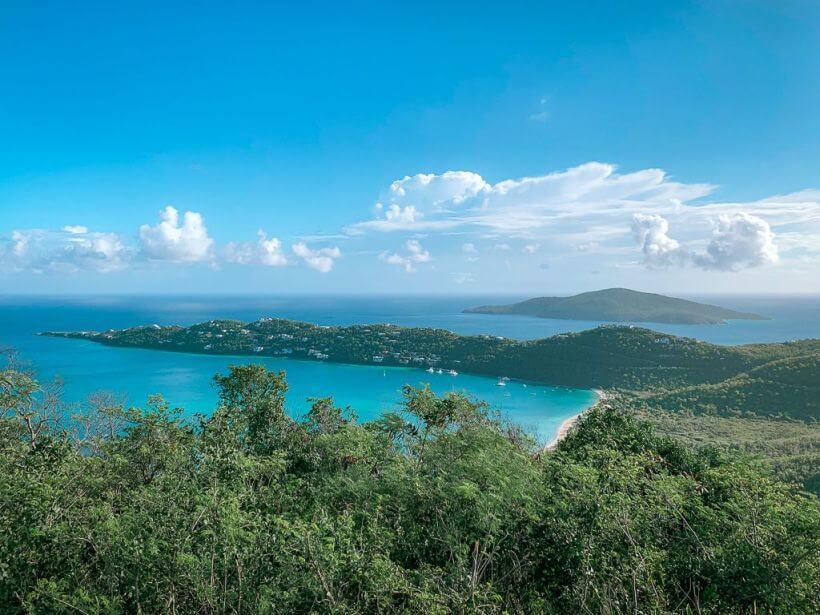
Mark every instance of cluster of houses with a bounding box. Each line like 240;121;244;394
107;318;458;371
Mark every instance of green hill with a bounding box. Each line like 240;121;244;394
636;354;820;421
44;318;819;421
465;288;767;324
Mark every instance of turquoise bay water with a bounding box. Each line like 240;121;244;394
1;294;817;443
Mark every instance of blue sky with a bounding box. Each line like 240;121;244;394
1;0;819;294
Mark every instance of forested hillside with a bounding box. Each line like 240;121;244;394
1;364;818;613
46;319;820;420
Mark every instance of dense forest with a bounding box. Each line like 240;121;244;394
1;363;818;613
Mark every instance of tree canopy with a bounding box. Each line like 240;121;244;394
1;364;818;613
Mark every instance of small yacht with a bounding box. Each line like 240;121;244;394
436;369;444;374
496;378;507;387
426;367;435;374
448;369;458;376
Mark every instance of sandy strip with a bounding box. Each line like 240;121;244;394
544;389;606;451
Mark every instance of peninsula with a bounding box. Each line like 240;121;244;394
43;317;818;420
464;288;767;324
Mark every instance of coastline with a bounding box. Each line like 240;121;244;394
544;388;606;451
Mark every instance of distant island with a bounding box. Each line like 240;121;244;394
43;317;817;421
464;288;767;325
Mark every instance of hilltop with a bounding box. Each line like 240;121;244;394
464;288;767;324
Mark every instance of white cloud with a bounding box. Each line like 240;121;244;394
345;161;819;277
462;242;479;261
693;213;778;271
292;242;341;272
139;206;214;262
406;239;431;261
348;162;715;236
224;230;288;267
390;171;488;208
631;214;688;268
384;204;418;223
523;243;541;254
62;225;89;234
379;239;431;273
631;212;778;272
1;227;130;273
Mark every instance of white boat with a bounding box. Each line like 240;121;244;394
426;367;435;373
448;369;458;376
437;369;443;374
496;379;506;387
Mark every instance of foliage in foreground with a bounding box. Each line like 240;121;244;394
1;364;818;613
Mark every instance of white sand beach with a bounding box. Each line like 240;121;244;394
544;389;607;451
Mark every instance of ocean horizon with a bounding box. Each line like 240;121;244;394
2;293;818;443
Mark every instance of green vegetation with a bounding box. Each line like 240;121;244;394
1;363;818;613
634;354;820;421
45;318;820;420
464;288;767;324
628;406;820;496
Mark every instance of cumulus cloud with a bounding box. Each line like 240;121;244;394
139;206;214;262
631;214;688;268
631;212;778;271
379;239;432;273
224;230;288;267
292;242;341;272
383;204;418;224
693;213;778;271
1;227;130;273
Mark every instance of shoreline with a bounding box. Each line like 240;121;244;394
544;388;606;451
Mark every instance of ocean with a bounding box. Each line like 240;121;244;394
1;294;818;443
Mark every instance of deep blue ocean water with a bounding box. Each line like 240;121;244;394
1;294;817;443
